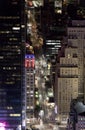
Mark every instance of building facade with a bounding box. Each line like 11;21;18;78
55;20;85;123
25;54;35;126
0;0;26;129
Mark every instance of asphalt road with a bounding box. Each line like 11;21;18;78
30;119;67;130
34;122;66;130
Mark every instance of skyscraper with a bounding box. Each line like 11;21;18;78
0;0;26;129
25;54;35;127
55;20;85;124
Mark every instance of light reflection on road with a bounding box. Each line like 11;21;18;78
34;119;61;130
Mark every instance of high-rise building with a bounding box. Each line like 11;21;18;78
0;0;26;129
25;54;35;126
55;20;85;123
68;20;85;101
67;100;85;130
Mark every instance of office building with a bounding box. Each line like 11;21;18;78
25;54;35;126
67;100;85;130
0;0;26;129
55;20;85;123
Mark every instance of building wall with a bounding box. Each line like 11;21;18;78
58;78;78;114
55;20;85;122
76;116;85;129
68;26;85;99
25;54;35;126
0;0;26;129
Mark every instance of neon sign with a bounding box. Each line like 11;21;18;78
0;122;6;130
25;54;35;68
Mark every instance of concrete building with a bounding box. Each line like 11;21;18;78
25;54;35;127
67;101;85;130
55;20;85;123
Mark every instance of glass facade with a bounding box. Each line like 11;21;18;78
0;0;26;129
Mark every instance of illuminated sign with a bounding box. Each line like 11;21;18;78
25;54;35;59
25;54;35;68
0;122;6;130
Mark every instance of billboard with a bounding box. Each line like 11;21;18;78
25;54;35;68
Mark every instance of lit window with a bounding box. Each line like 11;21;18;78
68;54;70;58
10;114;21;117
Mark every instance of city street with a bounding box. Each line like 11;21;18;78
33;119;66;130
